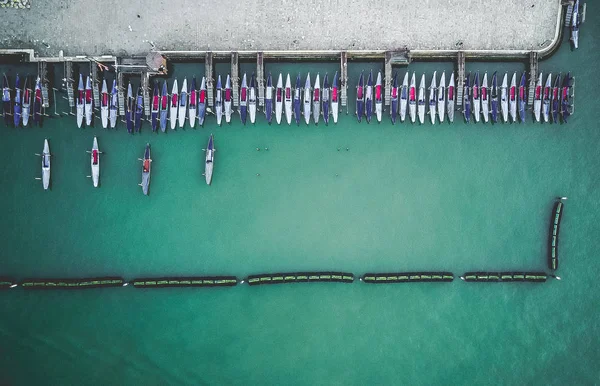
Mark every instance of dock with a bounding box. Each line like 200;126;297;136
340;51;348;110
456;51;465;107
257;52;265;107
231;52;239;107
91;60;100;107
528;52;539;106
64;59;75;109
37;60;50;109
205;52;213;108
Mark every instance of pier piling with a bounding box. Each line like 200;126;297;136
231;52;239;107
205;51;214;108
257;51;265;107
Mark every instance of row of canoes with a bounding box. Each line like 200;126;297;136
2;74;43;127
34;135;216;193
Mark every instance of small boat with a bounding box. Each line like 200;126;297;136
76;75;84;128
275;73;283;124
375;71;383;123
249;73;257;124
203;134;215;185
472;72;480;123
331;71;339;124
224;75;231;124
437;71;446;123
150;81;159;132
240;73;248;125
390;72;398;124
134;86;143;132
126;82;134;133
85;76;93;126
109;79;118;128
312;73;321;124
501;72;509;123
139;143;152;196
159;81;168;132
188;77;197;128
561;72;572;123
428;71;437;125
284;73;293;125
22;77;31;127
170;79;178;130
490;72;498;123
265;73;273;124
2;74;10;126
101;79;110;129
365;70;373;123
509;72;517;123
447;73;455;123
417;73;426;124
13;74;21;127
88;136;101;187
518;72;527;123
215;75;223;126
33;77;42;125
178;78;188;128
571;0;581;49
533;73;543;122
303;73;311;125
198;76;207;126
542;73;552;123
39;139;51;190
356;71;364;122
552;73;561;123
322;73;330;125
463;72;471;123
293;73;301;125
481;72;489;123
408;72;416;123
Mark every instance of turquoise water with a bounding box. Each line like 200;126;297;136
1;18;600;385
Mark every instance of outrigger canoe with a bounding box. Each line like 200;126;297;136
87;136;101;187
139;143;151;196
249;73;257;124
101;79;110;129
198;76;207;126
224;74;232;124
159;81;168;132
188;77;197;128
322;73;330;125
151;81;159;131
178;78;187;128
265;73;273;124
284;73;293;125
303;73;311;125
312;73;320;124
76;75;84;128
85;76;93;126
109;79;118;128
275;73;283;124
203;134;215;185
37;139;51;190
215;75;223;126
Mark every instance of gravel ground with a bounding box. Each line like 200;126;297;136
0;0;560;57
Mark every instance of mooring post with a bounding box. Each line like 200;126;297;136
205;51;213;108
231;51;239;107
340;51;348;111
257;51;265;107
528;51;538;106
456;51;465;107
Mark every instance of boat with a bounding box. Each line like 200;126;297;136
275;73;283;124
126;82;134;133
2;74;10;126
76;75;84;128
561;72;572;123
322;73;330;125
331;71;339;124
203;134;215;185
312;73;321;124
542;73;552;123
490;72;498;123
224;75;231;124
215;75;223;126
249;73;257;124
293;73;301;125
109;79;118;128
390;72;398;124
159;81;168;132
417;73;426;124
356;71;364;122
88;136;100;187
22;77;31;127
135;87;143;132
375;71;383;123
13;74;21;127
39;139;51;190
284;73;293;125
552;73;560;123
365;70;373;123
101;79;109;129
188;77;197;128
150;81;159;131
178;78;188;128
198;76;207;126
501;72;509;123
571;0;581;49
33;77;42;126
518;72;527;123
463;72;471;123
240;73;248;125
85;76;93;126
437;71;446;123
509;72;517;123
265;73;273;124
303;73;311;125
447;73;455;123
428;71;437;124
533;73;542;122
170;79;178;130
139;143;151;196
408;72;416;123
481;72;489;123
472;72;480;123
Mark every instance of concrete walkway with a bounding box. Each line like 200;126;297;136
1;0;561;57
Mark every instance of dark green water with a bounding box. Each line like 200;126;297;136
1;20;600;385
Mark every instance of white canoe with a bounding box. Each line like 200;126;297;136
400;72;409;122
188;78;197;128
428;71;437;125
89;136;100;187
76;74;84;128
249;75;257;124
215;75;223;126
375;71;383;123
437;71;446;123
41;139;50;190
408;72;416;123
542;73;552;123
284;73;293;125
417;74;426;124
509;72;517;123
481;72;489;123
533;72;543;122
313;73;321;124
204;135;215;185
275;73;283;124
109;79;118;128
500;73;509;123
303;73;311;125
331;71;339;124
170;79;178;130
224;75;232;124
472;72;481;123
85;76;93;126
178;78;188;128
447;73;455;123
100;79;109;129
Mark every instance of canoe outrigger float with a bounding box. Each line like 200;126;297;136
322;73;330;125
224;75;232;124
293;73;301;125
509;72;517;123
109;79;118;128
215;75;223;126
265;73;273;124
87;136;101;187
490;72;499;123
303;73;311;125
472;72;480;123
356;71;364;123
533;73;542;123
35;139;51;190
417;73;426;124
169;79;178;130
481;72;489;123
365;70;373;123
312;73;320;125
139;143;152;196
542;73;552;123
518;72;527;123
390;72;398;124
151;81;159;132
126;82;134;133
76;75;84;128
275;73;283;124
284;73;293;125
463;72;471;123
101;79;109;129
239;73;248;125
159;81;168;132
85;76;93;126
203;134;215;185
447;72;455;123
198;76;207;126
249;73;257;124
437;71;446;123
331;71;339;124
178;78;188;128
428;71;437;125
188;77;197;128
13;74;21;127
2;74;11;126
408;72;416;123
134;86;143;132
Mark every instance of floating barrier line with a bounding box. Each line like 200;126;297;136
246;272;354;286
361;272;454;283
132;276;238;288
460;272;550;283
20;277;125;289
0;278;17;289
549;198;566;271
